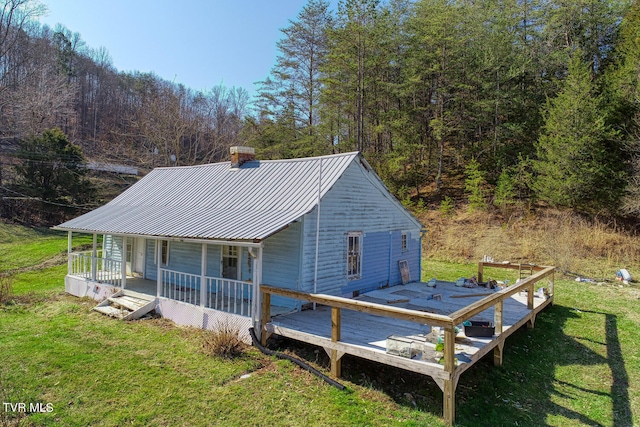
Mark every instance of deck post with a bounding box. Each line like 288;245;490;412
493;341;505;366
331;307;342;378
156;241;162;297
121;236;127;289
494;299;503;335
200;244;207;307
527;279;534;310
443;326;457;426
91;234;98;282
261;291;271;347
67;231;72;275
477;261;484;283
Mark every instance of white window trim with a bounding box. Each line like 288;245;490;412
401;232;408;253
347;231;362;281
221;245;241;280
154;240;170;266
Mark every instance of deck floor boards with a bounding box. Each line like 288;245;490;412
269;279;552;373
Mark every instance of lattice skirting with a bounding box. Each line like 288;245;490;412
155;298;253;344
65;276;120;301
66;276;254;343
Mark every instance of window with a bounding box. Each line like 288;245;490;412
126;241;133;263
347;232;362;280
155;240;169;266
401;233;408;252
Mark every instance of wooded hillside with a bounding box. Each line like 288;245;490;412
1;0;639;220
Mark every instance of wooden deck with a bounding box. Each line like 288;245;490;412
260;262;556;426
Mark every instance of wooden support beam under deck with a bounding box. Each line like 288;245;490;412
261;292;271;347
443;326;457;426
331;306;342;377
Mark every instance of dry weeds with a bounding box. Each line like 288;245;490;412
202;321;247;359
420;208;640;279
0;274;12;304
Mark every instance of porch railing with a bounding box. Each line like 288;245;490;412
68;252;123;288
159;268;253;317
160;268;201;305
206;277;254;317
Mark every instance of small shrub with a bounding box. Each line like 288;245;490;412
0;274;13;304
202;321;245;359
438;196;454;217
465;159;487;211
494;169;516;215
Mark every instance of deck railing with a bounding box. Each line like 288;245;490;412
158;268;253;318
260;261;555;427
68;252;123;288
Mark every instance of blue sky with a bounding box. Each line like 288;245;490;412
39;0;327;99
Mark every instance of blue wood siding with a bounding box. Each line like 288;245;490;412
206;245;222;278
167;241;201;275
145;240;201;283
262;220;302;308
240;247;251;281
104;235;123;262
301;161;422;297
145;239;158;281
144;241;252;289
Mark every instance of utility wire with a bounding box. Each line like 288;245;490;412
0;185;95;210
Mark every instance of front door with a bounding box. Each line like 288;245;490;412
222;246;238;280
133;237;145;276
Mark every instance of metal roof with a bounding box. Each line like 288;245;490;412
57;152;360;241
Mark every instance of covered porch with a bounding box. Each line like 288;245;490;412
63;231;267;340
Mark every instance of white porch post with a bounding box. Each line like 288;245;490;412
200;243;207;307
156;240;162;297
252;246;263;334
91;234;98;281
67;231;72;275
121;236;127;289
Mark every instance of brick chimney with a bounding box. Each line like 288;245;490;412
230;146;256;168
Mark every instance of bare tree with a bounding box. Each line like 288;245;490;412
11;61;75;136
0;0;46;96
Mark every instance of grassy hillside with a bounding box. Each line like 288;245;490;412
419;208;639;280
1;218;639;426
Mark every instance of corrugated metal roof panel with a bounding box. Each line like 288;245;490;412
57;152;359;241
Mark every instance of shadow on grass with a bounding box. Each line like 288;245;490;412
455;304;631;426
272;303;632;426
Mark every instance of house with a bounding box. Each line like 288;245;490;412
56;147;423;338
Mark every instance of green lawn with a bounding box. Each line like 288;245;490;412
1;222;638;426
0;222;92;273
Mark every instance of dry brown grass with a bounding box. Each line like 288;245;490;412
202;321;247;359
420;208;640;279
0;274;13;304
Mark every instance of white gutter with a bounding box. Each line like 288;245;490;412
52;228;264;249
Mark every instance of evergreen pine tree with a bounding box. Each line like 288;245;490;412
534;50;624;212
